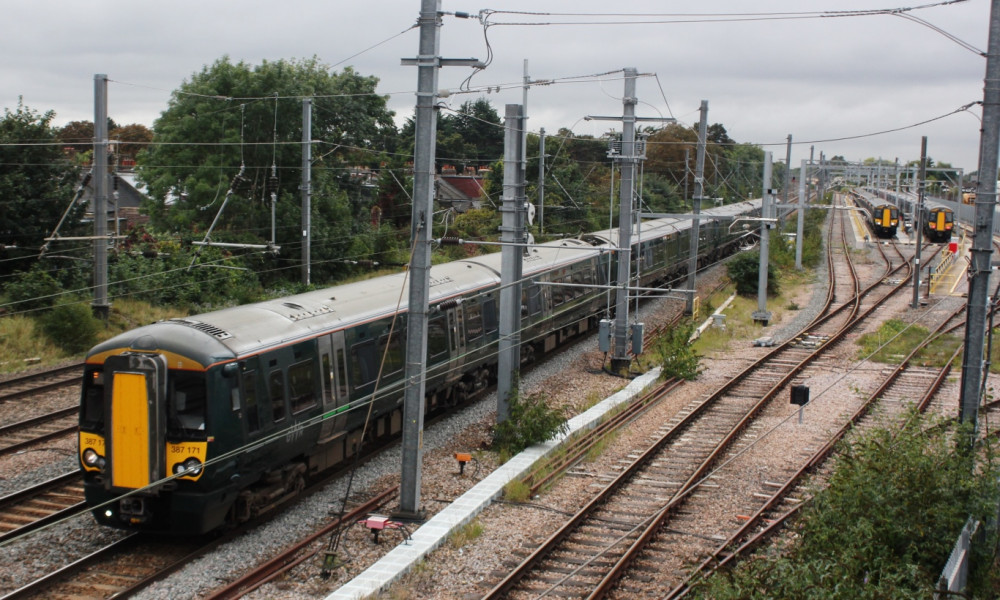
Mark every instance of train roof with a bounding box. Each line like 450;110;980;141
584;199;761;247
87;238;604;366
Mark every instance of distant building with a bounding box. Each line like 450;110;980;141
81;171;149;230
436;166;489;213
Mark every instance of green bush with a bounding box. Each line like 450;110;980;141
492;388;568;456
655;321;702;381
39;302;101;354
4;268;63;313
726;250;779;297
690;411;1000;599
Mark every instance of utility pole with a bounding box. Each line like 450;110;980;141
783;134;792;206
912;136;927;309
959;0;1000;432
92;74;110;320
397;0;481;520
752;152;773;325
684;148;690;202
611;68;638;373
538;127;545;236
796;159;806;269
685;100;708;316
587;69;672;371
522;59;530;186
301;98;312;286
497;104;526;423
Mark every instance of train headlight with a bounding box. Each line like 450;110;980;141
83;448;103;467
174;457;203;476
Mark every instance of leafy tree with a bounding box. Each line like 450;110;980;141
57;120;96;155
707;123;734;145
399;98;504;173
137;56;397;284
0;100;82;278
110;123;153;163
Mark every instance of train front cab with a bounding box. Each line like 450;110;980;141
924;207;954;243
80;352;230;534
874;204;899;237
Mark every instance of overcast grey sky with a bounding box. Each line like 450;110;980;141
1;1;990;172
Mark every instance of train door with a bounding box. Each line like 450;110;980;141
448;306;466;378
237;356;269;473
319;332;350;441
104;353;167;491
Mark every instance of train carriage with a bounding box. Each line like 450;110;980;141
79;200;761;534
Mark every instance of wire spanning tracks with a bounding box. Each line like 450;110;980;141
0;472;84;544
0;364;83;404
0;408;78;458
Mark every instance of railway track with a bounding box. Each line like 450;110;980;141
0;472;85;545
0;364;83;404
480;196;938;599
0;532;210;600
202;487;397;600
0;408;77;458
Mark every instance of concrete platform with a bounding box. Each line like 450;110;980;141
325;368;662;600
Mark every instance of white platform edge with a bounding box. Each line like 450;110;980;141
325;367;663;600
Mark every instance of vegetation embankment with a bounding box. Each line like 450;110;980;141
857;318;1000;374
688;412;1000;599
693;206;827;355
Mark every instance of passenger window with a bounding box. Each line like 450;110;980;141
377;332;404;377
551;277;565;306
268;370;286;422
482;297;498;333
351;340;377;389
428;315;449;361
465;302;483;340
288;360;317;414
242;371;260;434
527;284;542;316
